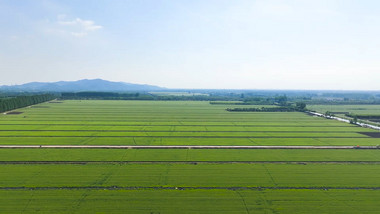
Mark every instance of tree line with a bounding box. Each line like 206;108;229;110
61;92;144;99
226;102;307;112
226;107;296;112
0;94;55;113
61;92;246;101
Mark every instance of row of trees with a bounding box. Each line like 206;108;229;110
61;92;241;101
226;107;296;112
226;102;307;112
0;94;55;113
61;92;143;99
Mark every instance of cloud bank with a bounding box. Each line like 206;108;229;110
57;16;102;37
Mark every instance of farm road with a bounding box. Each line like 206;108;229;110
1;161;379;164
0;145;379;149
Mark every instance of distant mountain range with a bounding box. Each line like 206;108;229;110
0;79;165;92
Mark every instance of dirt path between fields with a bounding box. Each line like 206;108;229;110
0;124;351;127
0;136;370;138
0;161;379;165
0;145;379;149
0;130;363;133
1;186;380;190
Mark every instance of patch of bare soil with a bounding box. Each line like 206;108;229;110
31;106;49;108
330;112;350;114
6;111;23;115
369;119;380;123
358;132;380;138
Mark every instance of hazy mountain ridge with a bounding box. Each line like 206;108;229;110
0;79;164;92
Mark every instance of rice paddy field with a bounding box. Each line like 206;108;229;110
308;104;380;116
308;104;380;125
1;100;380;213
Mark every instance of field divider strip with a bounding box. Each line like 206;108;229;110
1;161;380;164
0;130;364;133
0;124;352;127
1;186;380;190
0;136;370;138
0;145;379;149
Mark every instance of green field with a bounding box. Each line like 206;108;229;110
1;148;380;162
1;100;379;146
308;104;380;116
1;100;379;213
2;163;380;187
3;189;379;214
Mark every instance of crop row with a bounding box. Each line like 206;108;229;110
1;189;379;214
0;131;368;137
0;125;368;132
1;164;380;187
1;149;380;162
1;136;380;145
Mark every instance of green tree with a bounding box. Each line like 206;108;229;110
296;102;306;110
275;95;287;106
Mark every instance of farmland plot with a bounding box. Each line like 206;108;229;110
0;100;379;213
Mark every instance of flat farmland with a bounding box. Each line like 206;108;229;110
1;100;379;146
308;104;380;116
1;100;380;213
2;189;379;214
1;148;380;162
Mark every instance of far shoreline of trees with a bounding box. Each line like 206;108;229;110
0;94;55;113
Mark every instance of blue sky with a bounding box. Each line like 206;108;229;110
1;0;380;89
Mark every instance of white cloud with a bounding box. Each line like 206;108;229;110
70;32;87;37
253;0;294;16
57;16;102;37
